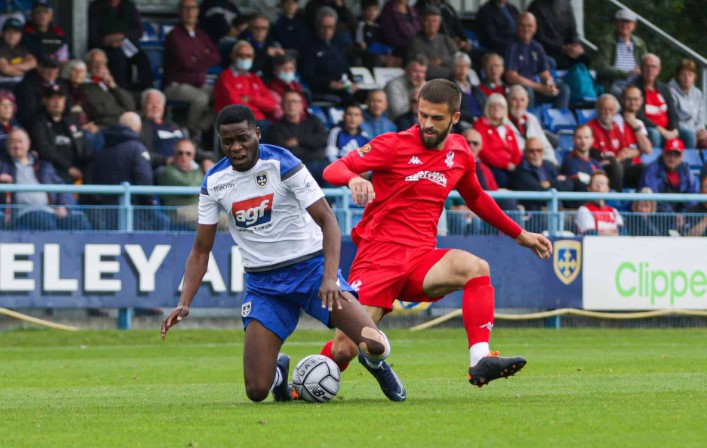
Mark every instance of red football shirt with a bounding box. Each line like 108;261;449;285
644;88;669;128
323;125;522;248
588;118;627;157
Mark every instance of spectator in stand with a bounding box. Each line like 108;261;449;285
668;58;706;150
615;85;653;160
639;138;699;213
0;90;21;156
394;87;420;131
22;0;70;64
0;128;90;231
61;59;103;150
511;137;572;212
198;0;242;47
505;12;569;109
243;15;285;80
507;85;557;165
354;0;400;70
594;9;646;96
473;92;521;188
300;7;357;104
451;52;484;128
0;18;37;86
527;0;585;70
625;187;664;236
303;0;357;48
561;124;602;194
385;54;427;120
265;90;328;185
575;171;624;236
361;89;396;138
29;84;91;185
213;40;277;132
88;0;153;90
13;54;62;127
587;93;645;191
415;0;472;54
82;48;135;127
476;0;520;57
273;0;311;53
683;176;707;237
326;102;370;162
267;54;308;120
407;6;457;80
632;53;680;148
477;53;508;102
163;0;221;138
379;0;420;58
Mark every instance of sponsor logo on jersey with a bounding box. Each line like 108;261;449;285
231;193;275;228
445;151;455;168
404;170;447;187
255;171;268;188
213;183;235;191
356;143;372;158
408;156;422;165
241;302;252;317
553;239;582;285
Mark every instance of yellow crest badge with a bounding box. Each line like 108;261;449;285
393;300;432;311
553;240;581;285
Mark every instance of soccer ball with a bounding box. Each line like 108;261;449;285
292;354;341;403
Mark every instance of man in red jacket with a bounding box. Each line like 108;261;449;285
319;79;552;401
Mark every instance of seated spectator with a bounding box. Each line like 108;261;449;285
88;0;153;90
91;111;169;231
82;48;136;127
361;89;396;138
0;18;37;87
378;0;420;58
198;0;242;47
478;53;508;102
476;0;520;56
300;7;357;104
61;59;103;151
22;0;70;64
0;90;21;156
639;138;700;213
683;176;707;237
473;92;521;188
303;0;357;48
385;55;427;119
395;87;420;131
527;0;585;69
267;54;308;120
575;171;624;235
625;187;664;236
504;12;569;109
632;53;680;147
265;90;328;185
213;40;277;132
326;102;370;162
243;14;285;80
407;6;457;80
668;58;706;150
588;93;645;190
354;0;400;70
13;54;62;126
507;85;557;165
273;0;311;53
29;84;91;185
163;0;220;138
594;9;645;96
615;85;652;160
561;124;602;193
451;52;484;128
0;128;90;231
415;0;472;54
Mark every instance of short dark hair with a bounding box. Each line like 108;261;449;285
362;0;379;9
421;5;441;17
272;53;296;67
419;79;461;114
344;102;363;114
216;105;256;130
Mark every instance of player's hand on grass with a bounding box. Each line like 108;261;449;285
348;177;375;206
161;305;190;339
318;278;350;311
515;230;553;259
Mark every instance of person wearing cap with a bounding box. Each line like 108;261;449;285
0;18;37;85
22;0;70;64
406;6;458;80
13;54;63;126
593;9;647;95
28;83;91;184
639;137;700;213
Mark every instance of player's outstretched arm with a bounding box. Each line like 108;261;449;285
162;223;218;339
515;230;553;259
307;198;351;311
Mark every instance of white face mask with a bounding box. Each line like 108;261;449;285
277;71;296;83
235;58;253;72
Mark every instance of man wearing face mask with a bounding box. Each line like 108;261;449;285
213;40;277;132
267;54;308;120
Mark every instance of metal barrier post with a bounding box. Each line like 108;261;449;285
548;189;559;237
118;182;133;330
546;315;561;328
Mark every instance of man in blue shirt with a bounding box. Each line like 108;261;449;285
361;90;396;138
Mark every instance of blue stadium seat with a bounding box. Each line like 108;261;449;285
555;148;572;166
464;29;482;49
141;45;165;89
529;103;552;128
309;106;330;128
641;149;661;165
329;107;344;126
543;108;577;133
683;149;704;170
558;132;574;151
575;109;596;125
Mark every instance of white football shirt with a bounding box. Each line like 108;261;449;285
199;144;325;271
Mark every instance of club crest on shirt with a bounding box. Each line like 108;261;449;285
445;151;455;168
255;171;268;188
356;143;372;158
241;302;252;317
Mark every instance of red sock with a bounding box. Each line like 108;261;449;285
461;276;495;348
320;340;351;372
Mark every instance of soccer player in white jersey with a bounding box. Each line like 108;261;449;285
161;105;400;402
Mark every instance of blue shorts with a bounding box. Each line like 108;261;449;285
241;256;356;342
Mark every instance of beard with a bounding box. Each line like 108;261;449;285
419;119;454;149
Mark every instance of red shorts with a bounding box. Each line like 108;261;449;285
348;240;450;313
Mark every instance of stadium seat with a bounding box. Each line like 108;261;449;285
350;66;378;90
463;29;482;49
683;149;704;170
641;149;661;165
543;108;577;133
558;133;574;151
555;148;572;166
141;45;165;89
529;103;551;127
141;22;160;43
373;67;404;88
309;106;330;128
329;107;344;126
575;109;596;125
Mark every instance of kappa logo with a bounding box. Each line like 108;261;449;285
553;240;582;285
408;156;422;165
241;302;252;317
479;322;494;331
231;193;275;228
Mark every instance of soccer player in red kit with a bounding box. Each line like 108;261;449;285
319;79;553;401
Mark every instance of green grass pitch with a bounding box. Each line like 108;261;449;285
1;327;705;447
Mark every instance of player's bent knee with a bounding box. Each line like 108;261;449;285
358;326;387;357
245;383;271;402
448;251;490;281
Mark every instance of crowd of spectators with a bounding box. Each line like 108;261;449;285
0;0;704;236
